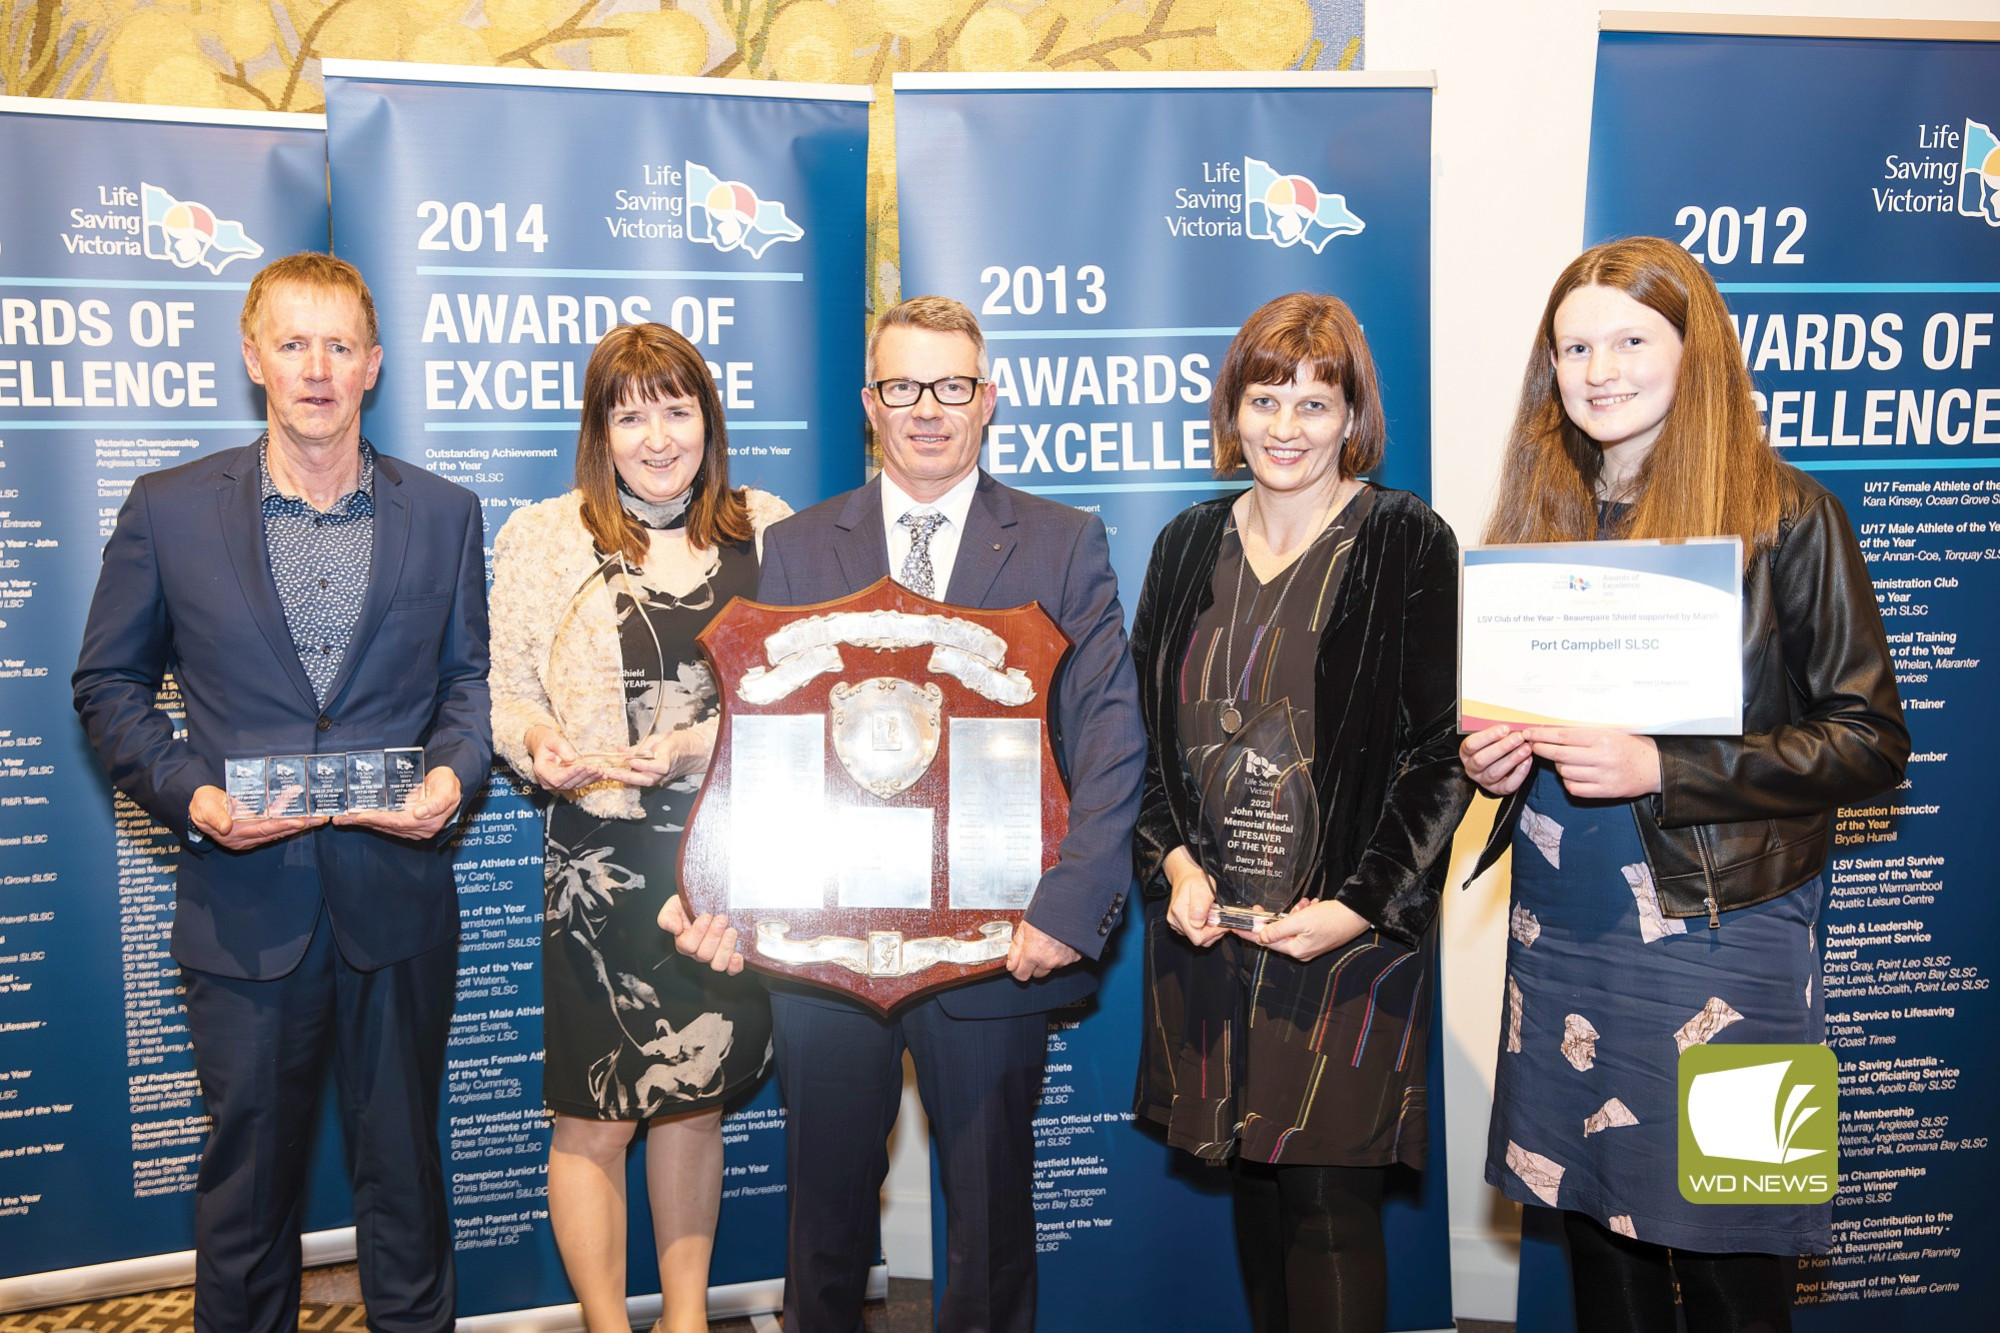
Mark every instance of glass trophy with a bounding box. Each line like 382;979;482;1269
383;748;426;807
345;751;389;812
224;757;268;816
1191;699;1321;931
266;755;309;816
307;753;348;816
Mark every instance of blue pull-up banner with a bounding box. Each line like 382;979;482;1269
323;60;868;1321
0;98;335;1297
894;72;1448;1332
1539;21;2000;1332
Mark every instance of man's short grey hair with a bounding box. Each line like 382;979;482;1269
865;295;989;381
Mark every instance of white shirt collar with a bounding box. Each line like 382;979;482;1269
880;468;980;596
880;467;979;533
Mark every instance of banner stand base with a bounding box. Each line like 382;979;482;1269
454;1266;887;1331
0;1228;356;1314
1;1240;876;1328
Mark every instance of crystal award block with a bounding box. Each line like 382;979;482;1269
307;753;348;816
224;757;268;816
344;751;389;811
1191;699;1321;931
383;748;426;807
266;755;309;817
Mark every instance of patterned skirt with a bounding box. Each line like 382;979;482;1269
1486;765;1830;1253
1137;896;1431;1168
540;779;770;1120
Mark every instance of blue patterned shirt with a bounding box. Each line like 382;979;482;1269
259;436;375;706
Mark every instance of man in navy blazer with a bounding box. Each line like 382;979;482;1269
73;254;490;1333
670;296;1144;1331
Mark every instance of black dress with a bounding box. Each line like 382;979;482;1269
540;538;771;1119
1141;490;1436;1166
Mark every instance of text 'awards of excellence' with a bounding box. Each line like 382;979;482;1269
679;578;1071;1013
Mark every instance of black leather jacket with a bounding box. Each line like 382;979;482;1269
1468;465;1909;926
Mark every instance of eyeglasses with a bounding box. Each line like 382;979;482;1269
867;376;986;408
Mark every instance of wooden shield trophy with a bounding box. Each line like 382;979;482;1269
679;577;1072;1013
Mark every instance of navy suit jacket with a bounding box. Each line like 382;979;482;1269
757;472;1144;1018
73;443;492;980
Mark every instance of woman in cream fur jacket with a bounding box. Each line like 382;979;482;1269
490;322;788;1333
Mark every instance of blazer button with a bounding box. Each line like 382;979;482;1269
316;716;332;732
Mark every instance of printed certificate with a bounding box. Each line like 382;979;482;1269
1459;538;1743;735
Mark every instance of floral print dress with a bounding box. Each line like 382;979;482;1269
540;537;771;1120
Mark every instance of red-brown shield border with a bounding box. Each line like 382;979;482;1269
680;577;1072;1014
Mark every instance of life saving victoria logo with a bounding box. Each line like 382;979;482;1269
1881;117;2000;227
1960;118;2000;226
1679;1044;1838;1204
685;162;803;258
58;181;262;272
142;184;263;272
1166;157;1363;252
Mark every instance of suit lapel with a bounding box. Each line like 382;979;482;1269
217;448;320;711
944;471;1016;607
832;478;892;593
322;452;411;707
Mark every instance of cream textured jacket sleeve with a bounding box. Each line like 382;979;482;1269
489;488;790;820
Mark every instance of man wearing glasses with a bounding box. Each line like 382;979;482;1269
668;295;1144;1331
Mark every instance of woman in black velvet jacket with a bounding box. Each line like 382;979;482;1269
1130;292;1474;1332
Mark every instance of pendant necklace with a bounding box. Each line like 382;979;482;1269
1216;479;1349;735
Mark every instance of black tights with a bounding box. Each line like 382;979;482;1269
1563;1211;1794;1333
1230;1160;1388;1333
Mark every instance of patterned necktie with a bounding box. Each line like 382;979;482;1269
898;510;947;598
